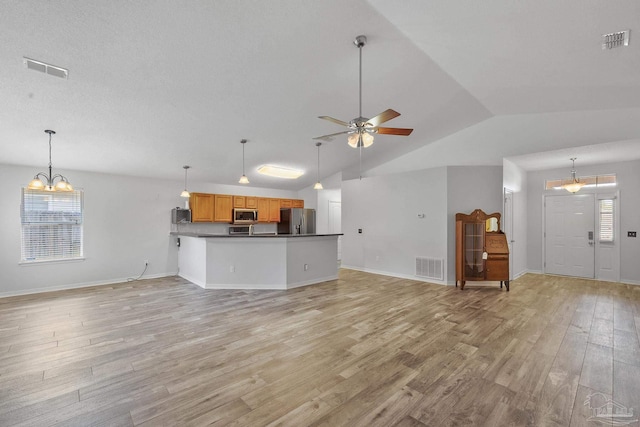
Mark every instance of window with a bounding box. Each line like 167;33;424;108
599;198;614;243
21;188;84;262
545;174;616;190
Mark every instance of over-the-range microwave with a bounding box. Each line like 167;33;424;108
233;208;258;224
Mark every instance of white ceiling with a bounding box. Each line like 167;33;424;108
2;1;639;190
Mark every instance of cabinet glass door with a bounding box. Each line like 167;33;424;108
464;223;484;279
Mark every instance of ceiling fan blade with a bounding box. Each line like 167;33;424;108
318;116;350;127
313;130;351;141
367;109;401;127
376;127;414;136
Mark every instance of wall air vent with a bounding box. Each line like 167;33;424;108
602;30;630;49
23;57;68;79
416;257;443;281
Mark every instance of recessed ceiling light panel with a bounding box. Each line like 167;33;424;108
23;57;68;79
257;165;304;179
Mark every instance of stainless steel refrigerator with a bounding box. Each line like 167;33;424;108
278;208;316;235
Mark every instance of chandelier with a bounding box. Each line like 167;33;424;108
27;130;74;192
562;157;585;193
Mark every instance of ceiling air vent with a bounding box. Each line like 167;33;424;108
23;57;68;79
602;30;630;50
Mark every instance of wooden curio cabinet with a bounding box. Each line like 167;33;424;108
455;209;510;291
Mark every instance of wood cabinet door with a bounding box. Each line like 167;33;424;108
292;199;304;208
280;199;292;208
214;194;233;222
233;196;246;208
485;257;509;281
246;197;258;209
190;193;214;222
257;198;269;222
269;199;281;222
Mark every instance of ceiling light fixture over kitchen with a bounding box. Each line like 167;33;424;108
313;142;323;190
562;158;585;193
257;165;304;179
180;165;191;197
238;139;249;184
27;130;74;192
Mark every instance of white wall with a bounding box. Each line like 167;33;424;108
526;159;640;284
341;167;448;283
297;171;342;235
503;159;528;278
0;163;298;297
446;166;504;283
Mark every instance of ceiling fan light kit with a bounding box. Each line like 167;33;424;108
315;35;414;149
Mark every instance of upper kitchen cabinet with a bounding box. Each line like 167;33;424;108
233;196;246;208
269;199;281;222
292;199;304;208
214;194;233;222
245;196;258;209
280;199;292;208
257;198;269;222
190;193;214;222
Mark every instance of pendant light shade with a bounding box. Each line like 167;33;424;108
562;158;585;193
239;139;249;184
27;130;74;192
180;165;191;197
314;142;323;190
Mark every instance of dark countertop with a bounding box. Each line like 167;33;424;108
170;232;343;238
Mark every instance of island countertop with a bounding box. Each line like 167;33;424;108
170;231;343;238
175;233;340;290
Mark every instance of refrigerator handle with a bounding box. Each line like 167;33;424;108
301;213;305;231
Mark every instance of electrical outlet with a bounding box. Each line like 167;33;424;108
230;265;235;273
144;260;149;265
358;228;363;234
628;231;637;237
304;264;309;271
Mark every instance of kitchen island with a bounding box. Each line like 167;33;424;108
172;233;341;290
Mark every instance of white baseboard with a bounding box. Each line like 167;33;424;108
340;265;449;286
0;272;178;299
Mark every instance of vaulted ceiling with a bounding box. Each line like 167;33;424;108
2;1;639;190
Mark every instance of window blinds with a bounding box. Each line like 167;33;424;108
21;188;83;262
598;199;614;242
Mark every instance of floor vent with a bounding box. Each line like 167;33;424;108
23;57;68;79
416;257;443;280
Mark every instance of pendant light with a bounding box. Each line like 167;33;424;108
180;165;191;197
27;130;74;192
562;157;585;193
313;142;323;190
238;139;249;184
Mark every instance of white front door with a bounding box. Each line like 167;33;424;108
544;194;595;278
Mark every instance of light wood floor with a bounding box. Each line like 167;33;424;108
1;271;639;426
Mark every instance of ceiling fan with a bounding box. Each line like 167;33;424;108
314;35;413;148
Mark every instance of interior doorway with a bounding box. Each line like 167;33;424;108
503;188;514;280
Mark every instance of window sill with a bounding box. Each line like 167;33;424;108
19;257;86;266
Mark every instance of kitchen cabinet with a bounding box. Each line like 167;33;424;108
292;199;304;208
455;209;509;291
245;197;258;209
214;194;233;222
257;198;269;222
269;199;281;222
280;199;292;208
233;196;246;208
190;193;214;222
